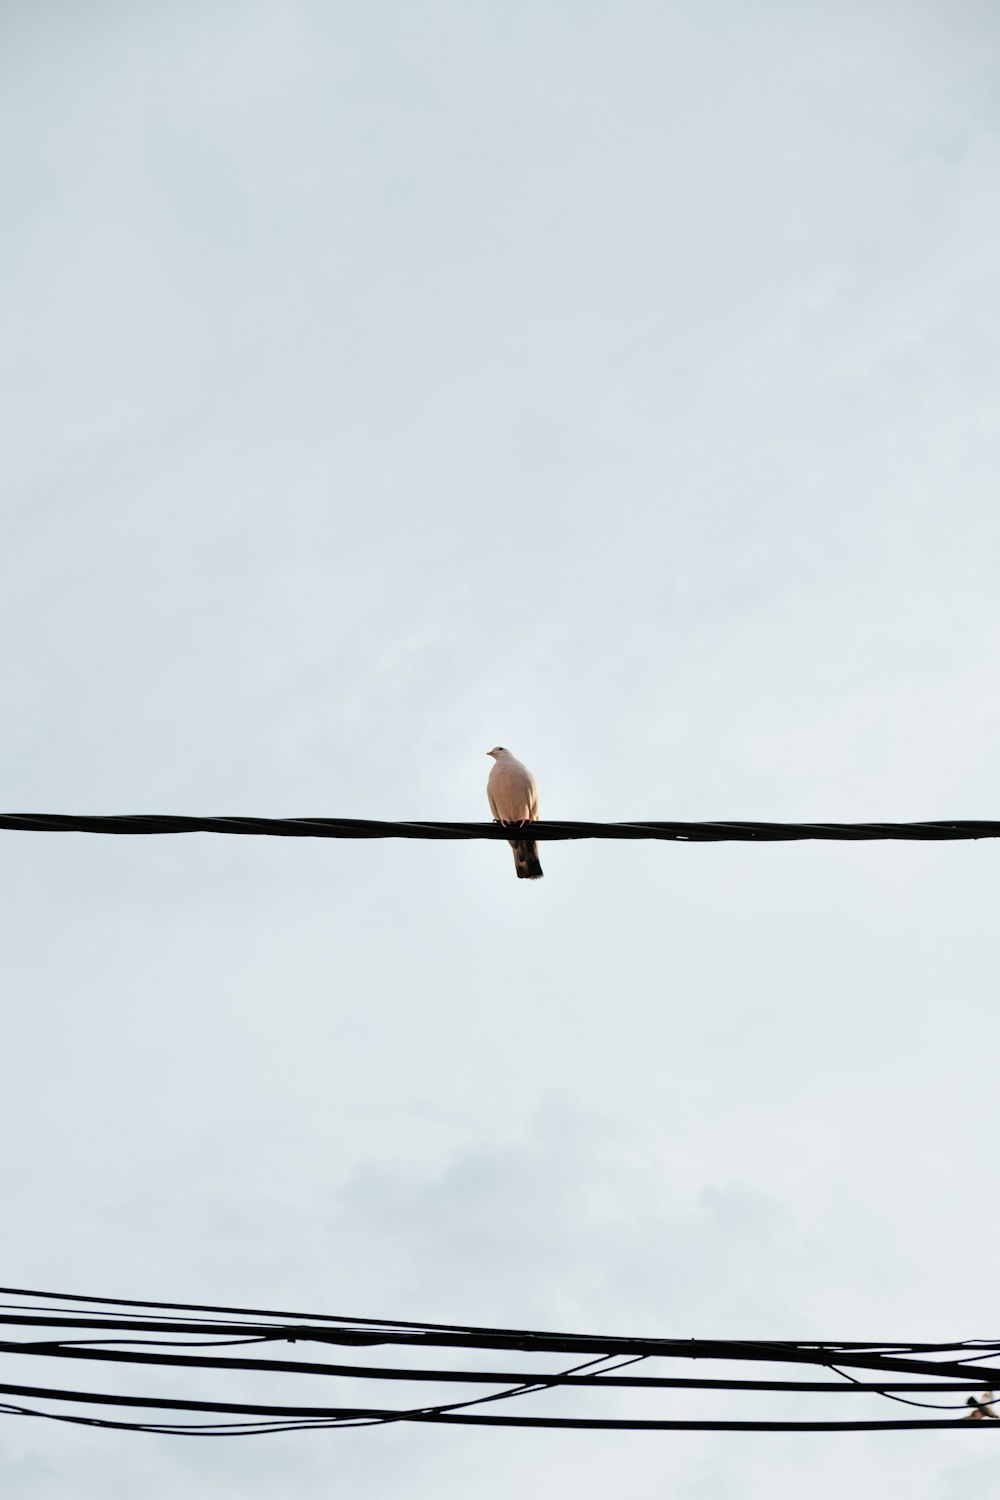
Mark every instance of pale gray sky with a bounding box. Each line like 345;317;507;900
2;0;1000;1493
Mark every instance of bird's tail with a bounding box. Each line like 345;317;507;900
511;841;543;880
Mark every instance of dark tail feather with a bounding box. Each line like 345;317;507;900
511;841;543;880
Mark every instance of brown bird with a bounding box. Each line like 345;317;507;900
486;747;543;880
965;1393;999;1420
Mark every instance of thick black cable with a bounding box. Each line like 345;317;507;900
1;1299;999;1384
8;1289;990;1362
2;1337;998;1395
2;1314;998;1382
0;1380;998;1432
9;1402;1000;1438
1;815;1000;843
0;1294;992;1364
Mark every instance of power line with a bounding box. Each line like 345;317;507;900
0;1288;998;1437
5;1337;1000;1394
2;1287;999;1380
1;1379;999;1433
1;815;999;843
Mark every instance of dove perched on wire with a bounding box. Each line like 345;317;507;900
965;1393;999;1420
487;747;543;880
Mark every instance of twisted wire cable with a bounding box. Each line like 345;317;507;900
1;815;999;842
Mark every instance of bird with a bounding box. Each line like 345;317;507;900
486;747;543;880
965;1393;999;1420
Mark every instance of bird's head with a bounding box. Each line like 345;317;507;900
487;747;508;759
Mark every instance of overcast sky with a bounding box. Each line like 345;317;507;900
2;0;1000;1493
